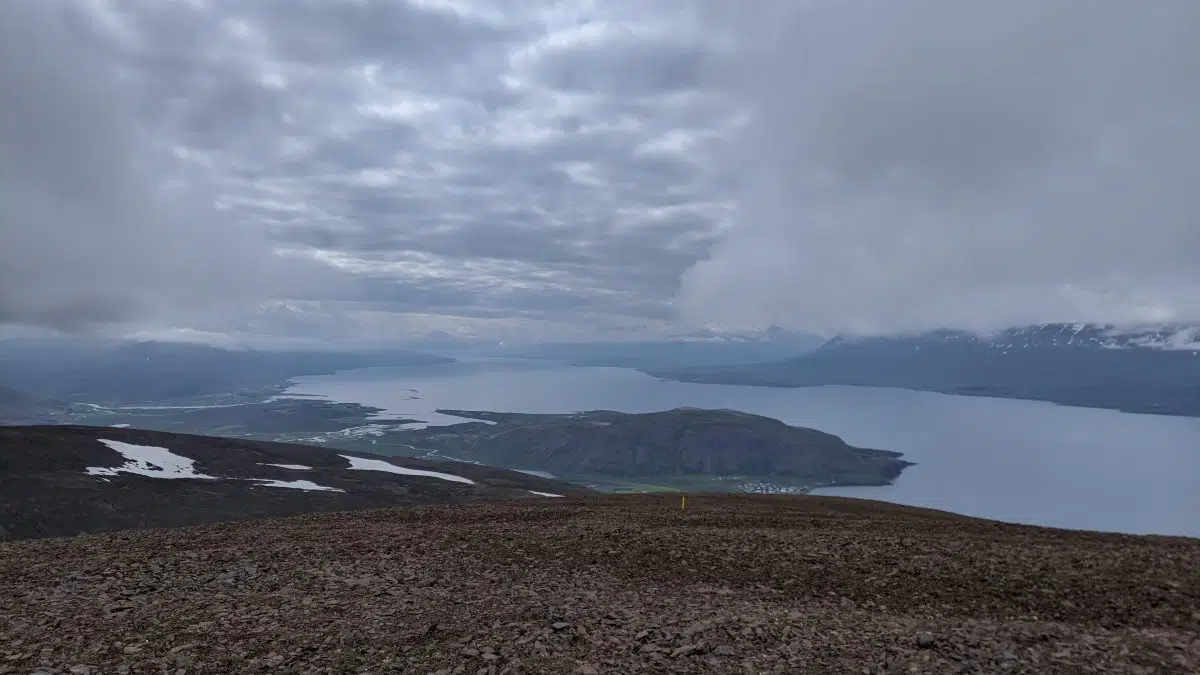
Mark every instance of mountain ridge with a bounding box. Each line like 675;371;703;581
0;425;588;540
823;323;1200;351
646;323;1200;417
0;386;60;425
0;340;454;404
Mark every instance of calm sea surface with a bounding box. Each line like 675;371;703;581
287;359;1200;537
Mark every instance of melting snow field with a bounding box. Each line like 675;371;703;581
339;454;475;484
528;491;565;498
252;479;343;492
109;424;130;428
87;442;343;490
87;440;217;480
84;440;482;491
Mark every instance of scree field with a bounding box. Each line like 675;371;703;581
1;494;1197;674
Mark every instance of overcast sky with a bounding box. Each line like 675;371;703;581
2;0;1199;346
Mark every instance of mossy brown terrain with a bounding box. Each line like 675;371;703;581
2;495;1197;674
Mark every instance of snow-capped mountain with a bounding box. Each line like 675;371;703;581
648;323;1200;417
823;323;1200;353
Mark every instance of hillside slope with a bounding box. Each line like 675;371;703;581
396;408;912;488
0;387;58;425
0;425;587;540
0;340;454;403
0;495;1196;673
650;323;1200;416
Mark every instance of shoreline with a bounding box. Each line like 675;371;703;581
640;369;1200;419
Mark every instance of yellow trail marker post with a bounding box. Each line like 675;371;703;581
681;495;687;512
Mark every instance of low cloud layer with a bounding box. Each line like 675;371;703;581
679;0;1200;336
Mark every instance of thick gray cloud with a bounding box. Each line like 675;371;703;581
4;0;1196;344
678;0;1200;336
0;0;342;332
0;0;729;341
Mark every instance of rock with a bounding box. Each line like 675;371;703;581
68;667;92;675
168;643;200;655
2;495;1196;675
670;644;700;658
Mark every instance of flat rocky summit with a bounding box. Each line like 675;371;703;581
2;495;1197;674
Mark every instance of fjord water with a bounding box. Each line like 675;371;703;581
287;359;1200;538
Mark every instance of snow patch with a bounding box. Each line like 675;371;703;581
528;490;565;498
338;454;475;485
259;463;313;470
109;424;130;428
251;479;343;492
86;440;217;480
515;469;558;479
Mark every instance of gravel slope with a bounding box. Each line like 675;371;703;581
1;494;1197;674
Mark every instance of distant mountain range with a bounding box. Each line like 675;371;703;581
0;425;587;540
492;332;826;370
0;340;453;404
647;323;1200;417
0;386;60;425
825;323;1200;352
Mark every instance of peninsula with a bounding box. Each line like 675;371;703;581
389;407;912;493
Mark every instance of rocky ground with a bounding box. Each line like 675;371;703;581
1;494;1197;674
